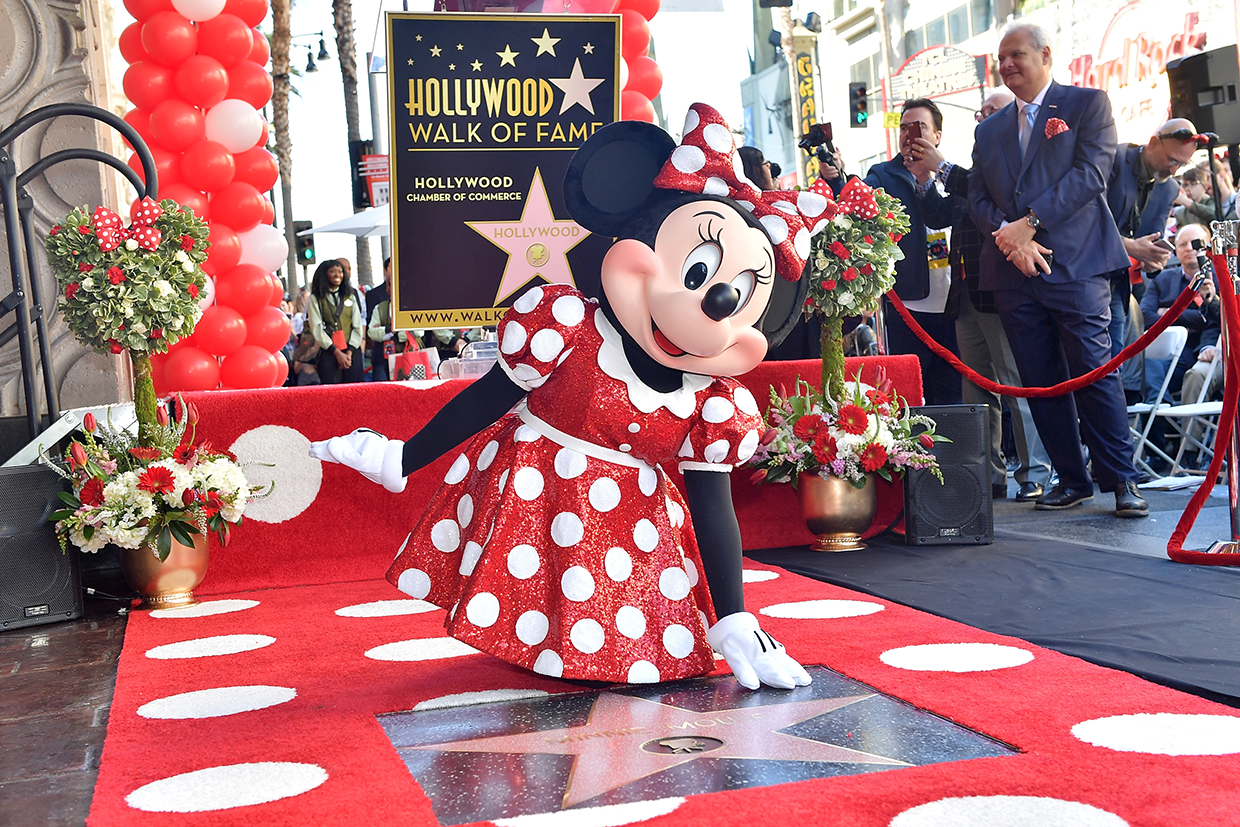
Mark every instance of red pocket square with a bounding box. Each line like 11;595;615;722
1045;118;1070;138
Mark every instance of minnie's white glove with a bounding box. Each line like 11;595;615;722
309;428;407;493
707;612;812;690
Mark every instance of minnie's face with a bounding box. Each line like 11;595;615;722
601;201;775;376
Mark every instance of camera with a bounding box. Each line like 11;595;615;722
798;122;840;171
768;161;782;178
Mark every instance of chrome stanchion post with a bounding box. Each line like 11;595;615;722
1207;219;1240;553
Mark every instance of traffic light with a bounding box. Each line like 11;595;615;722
293;220;315;265
849;82;868;128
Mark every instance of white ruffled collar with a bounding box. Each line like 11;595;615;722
594;310;711;419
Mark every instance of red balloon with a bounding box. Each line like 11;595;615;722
180;140;237;192
260;196;275;226
165;332;196;355
226;60;274;109
620;10;651;60
220;345;278;389
141;11;198;67
210;181;265;232
123;0;172;21
203;223;241;275
119;22;149;63
224;0;268;28
148;98;205;151
625;55;663;101
232;147;279;191
267;274;284;306
252;117;269;150
243;305;291;352
196;14;253;68
164;347;221;391
273;351;289;386
127;144;181;191
215;263;274;312
621;91;655;123
159;183;210;221
195;305;248;356
248;28;270;66
174;55;230;109
616;0;660;19
123;62;176;111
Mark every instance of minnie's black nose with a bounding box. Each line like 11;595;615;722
701;282;740;321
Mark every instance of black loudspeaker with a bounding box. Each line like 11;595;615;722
904;405;993;546
1167;45;1240;145
0;465;83;629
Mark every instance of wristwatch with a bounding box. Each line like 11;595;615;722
1026;211;1042;230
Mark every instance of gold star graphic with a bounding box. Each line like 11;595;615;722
550;58;605;115
406;58;414;65
532;28;560;56
583;42;595;54
448;63;455;70
415;34;422;41
456;43;464;50
471;59;483;71
430;45;442;57
497;44;519;67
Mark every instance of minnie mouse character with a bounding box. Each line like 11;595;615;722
311;104;833;689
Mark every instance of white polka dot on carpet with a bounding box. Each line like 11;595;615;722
228;426;320;524
137;685;297;719
125;762;328;813
365;637;480;661
493;796;685;827
151;599;259;618
335;599;440;617
761;599;883;619
742;569;779;583
414;688;550;711
890;796;1126;826
1072;713;1240;755
145;635;275;660
880;642;1034;672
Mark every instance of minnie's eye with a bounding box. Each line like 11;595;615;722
682;241;721;290
729;271;756;316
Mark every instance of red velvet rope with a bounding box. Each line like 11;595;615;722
886;282;1199;398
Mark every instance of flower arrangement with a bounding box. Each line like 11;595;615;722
44;400;259;560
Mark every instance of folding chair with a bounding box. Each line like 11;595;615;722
1128;325;1187;477
1155;354;1224;476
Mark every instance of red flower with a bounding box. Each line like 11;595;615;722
919;432;935;450
823;279;837;290
812;432;838;464
173;443;198;466
51;225;61;235
65;283;79;300
890;232;903;243
749;468;768;485
187;284;199;298
837;404;870;435
78;262;94;273
69;442;87;469
842;267;859;282
180;235;195;251
760;427;778;446
107;340;123;354
181;488;198;507
886;212;895;219
83;412;97;433
861;263;873;275
860;442;889;472
107;266;125;285
829;241;850;259
79;224;94;235
863;235;874;244
156;404;169;426
793;414;823;441
151;328;163;339
202;491;224;518
137;465;176;495
80;477;105;507
866;389;890;407
129;446;163;461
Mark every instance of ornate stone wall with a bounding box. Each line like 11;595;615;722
0;0;129;420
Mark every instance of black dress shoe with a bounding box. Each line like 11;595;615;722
1034;484;1094;510
1014;481;1044;502
1114;481;1149;518
992;483;1008;499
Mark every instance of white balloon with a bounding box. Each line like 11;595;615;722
198;274;216;311
171;0;226;21
205;100;264;154
236;224;290;274
620;58;630;92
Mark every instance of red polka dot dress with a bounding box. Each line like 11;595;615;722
386;284;764;684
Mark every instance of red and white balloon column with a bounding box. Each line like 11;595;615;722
615;0;663;123
120;0;289;393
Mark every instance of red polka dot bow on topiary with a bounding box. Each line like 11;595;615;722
91;197;164;252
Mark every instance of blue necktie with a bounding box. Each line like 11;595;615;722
1020;103;1039;156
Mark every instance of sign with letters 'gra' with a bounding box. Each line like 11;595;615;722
387;13;620;330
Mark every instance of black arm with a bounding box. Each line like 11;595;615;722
400;362;527;475
682;469;744;619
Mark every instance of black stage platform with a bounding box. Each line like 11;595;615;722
749;532;1240;708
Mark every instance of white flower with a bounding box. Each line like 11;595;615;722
131;321;147;335
153;280;173;298
123;304;134;318
175;250;189;263
148;459;193;508
81;277;94;290
69;525;109;553
181;260;195;273
838;292;854;306
125;238;140;251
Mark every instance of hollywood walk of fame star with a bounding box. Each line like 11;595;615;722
430;45;442;57
550;58;605;116
532;28;560;56
497;44;519;67
465;168;587;304
408;690;907;808
583;42;595;54
471;59;483;71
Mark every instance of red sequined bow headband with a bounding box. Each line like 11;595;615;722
652;103;833;282
91;197;163;252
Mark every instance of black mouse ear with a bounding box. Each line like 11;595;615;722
564;121;677;236
761;267;811;349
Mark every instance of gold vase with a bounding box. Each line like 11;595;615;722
798;472;878;552
121;532;209;611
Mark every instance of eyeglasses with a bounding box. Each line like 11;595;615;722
975;105;1004;121
1158;128;1207;144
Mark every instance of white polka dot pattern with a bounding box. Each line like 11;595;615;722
703;439;731;464
589;478;621;512
734;387;759;415
507;545;540;580
555;448;587;479
456;495;474;528
662;624;694;658
682;107;700;134
335;599;438;618
737;430;760;462
366;637;478;661
459;542;483;576
659;567;690;601
670;144;705;174
560;565;596;601
530;329;565;362
627;661;661;684
701;396;735;423
152;599;259;619
465;592;500;627
638;466;658;495
889;796;1129;827
759;214;789;245
605;547;632;581
430;520;460;553
551;512;584;547
533;649;564;677
633;519;659;552
445;454;470;484
742;569;780;583
761;599;883;619
145;635;275;660
880;642;1033;673
702;122;733;152
513;286;543;313
501;321;527;354
514;424;541;442
513;467;545;501
397;568;432;599
137;685;297;720
1071;713;1240;756
615;606;646;639
125;762;329;813
703;176;729;196
571;619;605;654
551;295;585;326
516;611;550;646
477;440;499;471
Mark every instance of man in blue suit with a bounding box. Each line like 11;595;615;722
968;22;1147;517
865;98;962;406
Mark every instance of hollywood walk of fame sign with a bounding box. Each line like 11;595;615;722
378;666;1016;825
386;12;620;330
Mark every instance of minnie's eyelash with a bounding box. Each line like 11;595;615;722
697;219;722;247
